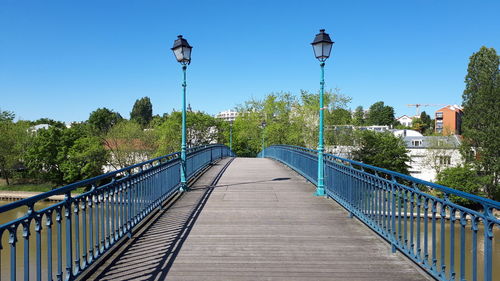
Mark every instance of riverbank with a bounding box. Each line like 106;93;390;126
0;190;65;202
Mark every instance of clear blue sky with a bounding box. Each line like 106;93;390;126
1;0;499;122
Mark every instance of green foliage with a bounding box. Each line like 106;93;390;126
0;110;15;122
230;90;352;156
436;165;487;208
24;124;105;185
32;118;66;128
411;111;432;134
130;97;153;127
366;101;395;126
352;106;365;126
0;117;29;185
460;46;500;200
60;136;108;183
351;130;410;175
88;107;123;135
155;111;222;156
24;126;66;184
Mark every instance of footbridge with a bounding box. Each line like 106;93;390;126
0;145;498;281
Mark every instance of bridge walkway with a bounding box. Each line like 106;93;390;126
89;157;429;281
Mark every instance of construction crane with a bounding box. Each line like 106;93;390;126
407;104;446;116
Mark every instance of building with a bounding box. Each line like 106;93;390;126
327;129;463;182
402;133;462;182
215;109;239;122
435;105;463;135
396;115;413;127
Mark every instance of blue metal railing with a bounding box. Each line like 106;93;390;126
260;145;500;281
0;144;233;281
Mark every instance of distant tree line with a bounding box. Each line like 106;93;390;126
0;97;224;189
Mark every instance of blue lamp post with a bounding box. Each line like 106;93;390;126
229;121;233;152
261;121;267;157
172;35;192;192
311;29;334;196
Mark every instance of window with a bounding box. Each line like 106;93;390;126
436;112;443;119
412;140;422;147
438;156;451;165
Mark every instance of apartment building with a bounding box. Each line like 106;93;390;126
435;105;463;135
215;109;239;122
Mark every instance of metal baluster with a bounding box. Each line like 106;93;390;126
56;209;63;281
35;215;42;281
105;192;110;249
88;194;94;262
440;203;446;276
127;178;132;234
81;197;87;269
100;193;105;253
459;211;467;281
403;189;408;250
409;191;415;256
46;213;53;281
431;201;438;272
9;226;18;281
391;179;397;252
483;207;493;281
471;217;478;281
416;194;422;262
449;208;456;280
398;186;403;247
64;193;73;280
74;200;80;273
95;194;100;256
23;206;33;281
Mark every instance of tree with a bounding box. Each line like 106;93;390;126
436;165;487;208
412;111;432;134
0;117;29;185
352;106;365;126
88;107;123;135
130;97;153;127
0;110;15;122
60;136;108;183
32;118;66;128
105;121;157;169
461;46;500;200
366;101;395;126
23;123;102;185
24;126;66;184
351;131;410;175
420;111;432;132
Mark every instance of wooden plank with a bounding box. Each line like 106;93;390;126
90;157;431;281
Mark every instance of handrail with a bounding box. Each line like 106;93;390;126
261;144;499;281
0;144;234;281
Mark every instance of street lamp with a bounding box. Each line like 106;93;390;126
261;121;267;158
311;29;334;196
171;35;192;192
229;120;233;152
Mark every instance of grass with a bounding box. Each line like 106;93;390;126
0;183;54;192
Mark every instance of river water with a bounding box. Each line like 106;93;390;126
0;200;499;280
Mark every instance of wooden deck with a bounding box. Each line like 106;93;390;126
89;157;430;281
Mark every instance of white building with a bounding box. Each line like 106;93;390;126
396;115;413;127
326;129;463;182
402;134;462;182
215;110;239;122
